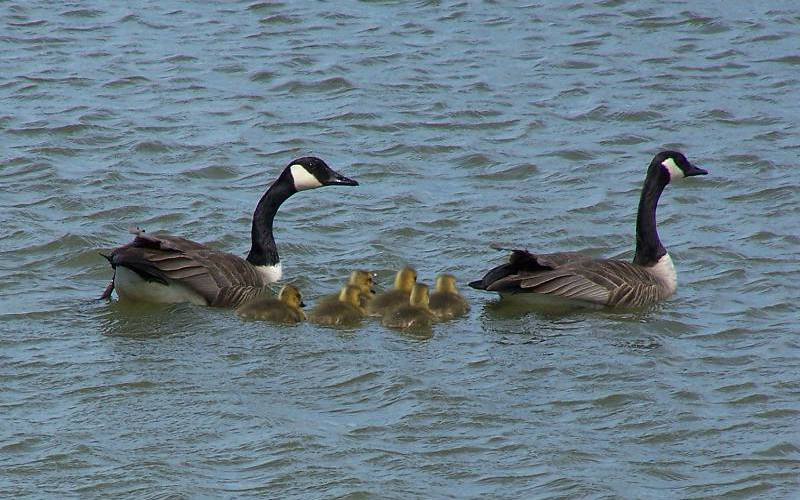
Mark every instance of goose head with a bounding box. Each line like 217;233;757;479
653;151;708;183
435;274;459;294
409;283;430;308
287;157;359;192
279;284;305;309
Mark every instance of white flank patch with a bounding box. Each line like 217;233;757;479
290;164;323;191
649;253;678;296
661;157;685;181
114;267;207;305
255;261;283;283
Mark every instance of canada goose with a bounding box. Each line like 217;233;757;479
429;274;470;320
366;267;417;317
99;157;358;307
382;283;435;329
469;151;708;308
236;284;306;324
316;270;376;308
309;285;366;326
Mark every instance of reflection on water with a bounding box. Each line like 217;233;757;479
484;293;602;316
97;301;197;339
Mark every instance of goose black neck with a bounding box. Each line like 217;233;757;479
246;171;296;267
633;167;668;267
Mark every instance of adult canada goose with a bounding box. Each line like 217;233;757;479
469;151;708;308
100;157;358;307
382;283;435;330
309;285;366;326
235;284;306;324
366;267;417;317
429;274;470;320
316;270;376;308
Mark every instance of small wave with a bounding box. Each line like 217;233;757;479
556;59;599;70
599;134;651;146
258;14;300;25
759;55;800;66
271;77;355;93
161;54;198;63
180;165;239;180
249;70;274;82
132;140;171;153
29;146;79;157
61;9;103;18
727;186;795;203
246;2;285;12
476;162;537;181
6;123;93;136
102;76;151;88
8;20;47;27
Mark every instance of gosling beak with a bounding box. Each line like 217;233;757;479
300;301;306;308
684;163;708;177
326;170;359;186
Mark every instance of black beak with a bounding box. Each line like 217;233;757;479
684;163;708;177
370;289;376;295
300;301;306;308
326;170;359;186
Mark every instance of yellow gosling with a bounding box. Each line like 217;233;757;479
317;270;375;308
382;283;435;330
429;274;470;321
235;284;306;324
367;267;417;317
310;285;366;326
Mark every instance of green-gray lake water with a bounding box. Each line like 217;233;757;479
2;1;799;498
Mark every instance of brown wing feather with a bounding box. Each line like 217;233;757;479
471;249;593;290
486;257;666;307
107;233;266;306
213;285;273;308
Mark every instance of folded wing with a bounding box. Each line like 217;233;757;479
105;233;267;307
472;249;665;307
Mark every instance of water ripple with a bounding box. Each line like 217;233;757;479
1;0;799;497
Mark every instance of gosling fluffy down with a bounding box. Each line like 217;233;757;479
382;283;435;330
235;284;306;324
317;270;375;308
367;267;417;317
310;285;366;326
429;274;470;320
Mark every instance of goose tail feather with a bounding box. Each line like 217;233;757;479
99;278;115;300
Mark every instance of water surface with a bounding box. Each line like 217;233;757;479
2;1;800;497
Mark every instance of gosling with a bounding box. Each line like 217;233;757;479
429;274;470;321
367;267;417;317
382;283;435;330
309;285;366;326
235;284;306;324
317;270;375;308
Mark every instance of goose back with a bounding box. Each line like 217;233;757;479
104;232;271;307
478;249;670;307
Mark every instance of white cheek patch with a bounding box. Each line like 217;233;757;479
661;157;685;181
290;164;323;191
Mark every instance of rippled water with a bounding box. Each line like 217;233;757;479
2;1;800;497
